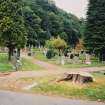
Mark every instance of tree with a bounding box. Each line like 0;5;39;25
46;37;67;56
75;39;84;52
23;6;41;48
60;32;68;42
84;0;105;61
42;12;62;37
0;0;26;61
79;18;86;38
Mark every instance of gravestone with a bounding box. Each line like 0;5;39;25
11;56;17;70
85;54;91;65
73;55;79;64
61;56;65;65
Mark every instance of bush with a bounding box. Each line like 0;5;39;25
46;50;55;59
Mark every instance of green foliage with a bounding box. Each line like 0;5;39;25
0;0;27;60
46;37;67;50
0;0;26;47
79;18;86;38
60;32;68;42
46;49;55;59
52;37;67;50
0;53;13;72
23;0;81;47
0;0;85;58
46;39;53;49
84;0;105;60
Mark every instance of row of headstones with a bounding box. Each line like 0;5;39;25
58;52;91;65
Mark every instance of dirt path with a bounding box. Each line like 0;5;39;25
33;59;105;72
24;54;105;72
0;55;105;80
0;54;105;90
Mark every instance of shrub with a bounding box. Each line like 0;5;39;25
46;50;55;59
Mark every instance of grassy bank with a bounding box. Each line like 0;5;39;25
20;73;105;101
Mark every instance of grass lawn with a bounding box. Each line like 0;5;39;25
62;63;105;68
34;51;57;64
0;53;42;72
34;51;105;68
0;53;13;72
20;73;105;101
20;58;42;71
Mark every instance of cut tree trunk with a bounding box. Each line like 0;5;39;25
57;72;93;84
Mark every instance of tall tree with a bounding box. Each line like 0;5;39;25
0;0;26;61
84;0;105;61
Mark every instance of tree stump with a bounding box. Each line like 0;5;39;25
0;73;10;77
57;72;93;84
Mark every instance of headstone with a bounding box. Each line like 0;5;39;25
73;56;79;64
85;54;91;65
61;56;65;65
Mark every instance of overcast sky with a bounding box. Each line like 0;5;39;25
54;0;88;18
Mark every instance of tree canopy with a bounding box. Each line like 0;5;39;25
84;0;105;61
23;0;81;48
0;0;26;60
46;37;67;50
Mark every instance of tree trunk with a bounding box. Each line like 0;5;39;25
57;72;93;84
17;48;20;60
99;49;105;62
8;47;14;61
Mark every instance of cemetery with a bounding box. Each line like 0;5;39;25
0;0;105;105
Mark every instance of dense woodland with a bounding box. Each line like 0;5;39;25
23;0;83;48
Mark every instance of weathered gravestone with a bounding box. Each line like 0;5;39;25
61;56;65;65
85;53;91;65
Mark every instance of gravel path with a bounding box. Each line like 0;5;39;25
0;90;105;105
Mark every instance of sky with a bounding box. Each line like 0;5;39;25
54;0;88;18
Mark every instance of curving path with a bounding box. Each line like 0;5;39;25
0;55;105;80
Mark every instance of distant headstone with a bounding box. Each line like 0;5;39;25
11;56;17;66
61;56;65;65
73;56;79;64
85;54;91;65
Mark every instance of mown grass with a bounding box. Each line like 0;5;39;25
34;51;57;64
0;53;13;72
0;53;42;72
20;58;42;71
23;73;105;101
